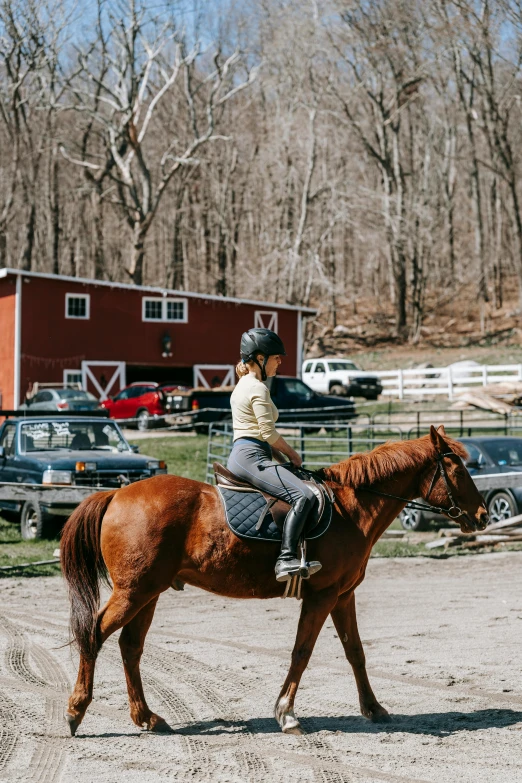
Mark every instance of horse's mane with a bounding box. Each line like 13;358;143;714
323;434;468;487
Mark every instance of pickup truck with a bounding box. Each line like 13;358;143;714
302;358;383;400
0;416;167;539
164;376;356;429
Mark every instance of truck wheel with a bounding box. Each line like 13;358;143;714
488;492;517;523
21;501;49;540
399;507;429;531
330;384;347;397
136;409;150;431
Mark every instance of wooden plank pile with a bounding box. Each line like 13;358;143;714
425;513;522;551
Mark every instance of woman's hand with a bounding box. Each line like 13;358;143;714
272;436;302;468
289;450;303;468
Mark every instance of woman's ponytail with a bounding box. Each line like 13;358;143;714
236;360;250;379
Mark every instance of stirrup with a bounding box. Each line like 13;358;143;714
298;540;321;580
300;560;322;580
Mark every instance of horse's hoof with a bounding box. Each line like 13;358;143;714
282;718;304;735
65;712;81;737
275;698;303;734
147;714;171;732
363;705;391;723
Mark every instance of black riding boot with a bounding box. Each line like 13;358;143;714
274;496;322;582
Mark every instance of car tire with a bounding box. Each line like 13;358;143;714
488;491;517;524
366;393;379;401
136;409;150;432
330;384;347;397
399;507;429;531
20;501;50;540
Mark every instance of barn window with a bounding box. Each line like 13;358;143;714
66;293;90;319
144;299;163;320
142;297;187;323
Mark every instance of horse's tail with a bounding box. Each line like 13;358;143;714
60;490;117;659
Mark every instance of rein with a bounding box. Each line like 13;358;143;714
360;449;465;521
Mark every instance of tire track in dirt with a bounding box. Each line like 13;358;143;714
0;615;69;783
151;627;522;711
0;690;19;774
0;611;486;783
145;641;357;783
142;642;273;781
100;643;237;783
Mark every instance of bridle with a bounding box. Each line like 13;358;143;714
361;448;467;521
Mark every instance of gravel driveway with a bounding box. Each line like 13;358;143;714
0;553;521;783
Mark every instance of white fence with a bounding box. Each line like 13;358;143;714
362;364;522;400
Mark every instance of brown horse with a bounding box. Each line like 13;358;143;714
61;425;488;736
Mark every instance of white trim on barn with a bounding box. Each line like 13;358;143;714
254;310;278;331
63;369;83;387
0;268;316;314
193;365;235;388
81;361;126;401
13;274;21;408
65;292;90;319
141;296;188;323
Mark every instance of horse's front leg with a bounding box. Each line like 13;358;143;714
275;586;338;734
331;590;390;723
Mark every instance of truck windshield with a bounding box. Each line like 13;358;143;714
484;440;522;467
328;362;358;371
20;421;130;453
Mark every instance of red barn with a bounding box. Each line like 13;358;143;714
0;268;315;408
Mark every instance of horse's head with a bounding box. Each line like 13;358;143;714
422;425;489;534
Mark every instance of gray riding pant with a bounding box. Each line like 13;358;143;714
227;437;316;508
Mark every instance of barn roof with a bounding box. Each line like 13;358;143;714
0;268;317;314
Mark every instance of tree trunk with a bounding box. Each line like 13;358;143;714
90;187;105;280
128;224;146;285
20;201;36;272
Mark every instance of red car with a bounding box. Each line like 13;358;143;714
101;383;167;431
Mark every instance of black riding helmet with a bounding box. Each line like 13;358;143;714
240;328;286;381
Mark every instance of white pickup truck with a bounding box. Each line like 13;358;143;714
302;358;383;400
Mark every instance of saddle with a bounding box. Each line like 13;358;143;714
213;462;334;543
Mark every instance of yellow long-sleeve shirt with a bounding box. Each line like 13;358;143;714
230;373;281;445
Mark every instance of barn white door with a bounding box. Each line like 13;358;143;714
81;361;126;401
254;310;278;331
193;365;235;388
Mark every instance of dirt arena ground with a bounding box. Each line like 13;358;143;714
0;553;521;783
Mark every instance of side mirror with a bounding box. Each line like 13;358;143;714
465;459;481;470
25;398;32;406
130;444;140;454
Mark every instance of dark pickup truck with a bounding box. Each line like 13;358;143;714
164;375;356;429
0;416;167;539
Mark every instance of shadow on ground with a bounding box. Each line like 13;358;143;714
167;709;522;737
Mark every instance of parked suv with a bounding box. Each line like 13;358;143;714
302;359;383;400
101;383;168;430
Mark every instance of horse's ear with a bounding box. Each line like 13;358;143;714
430;424;446;449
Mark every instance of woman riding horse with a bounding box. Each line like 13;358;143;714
228;327;321;582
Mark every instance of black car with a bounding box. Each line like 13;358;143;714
0;417;167;539
165;376;356;430
399;436;522;531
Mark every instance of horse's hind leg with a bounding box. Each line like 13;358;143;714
118;596;167;731
330;590;390;723
67;589;157;735
275;586;338;734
